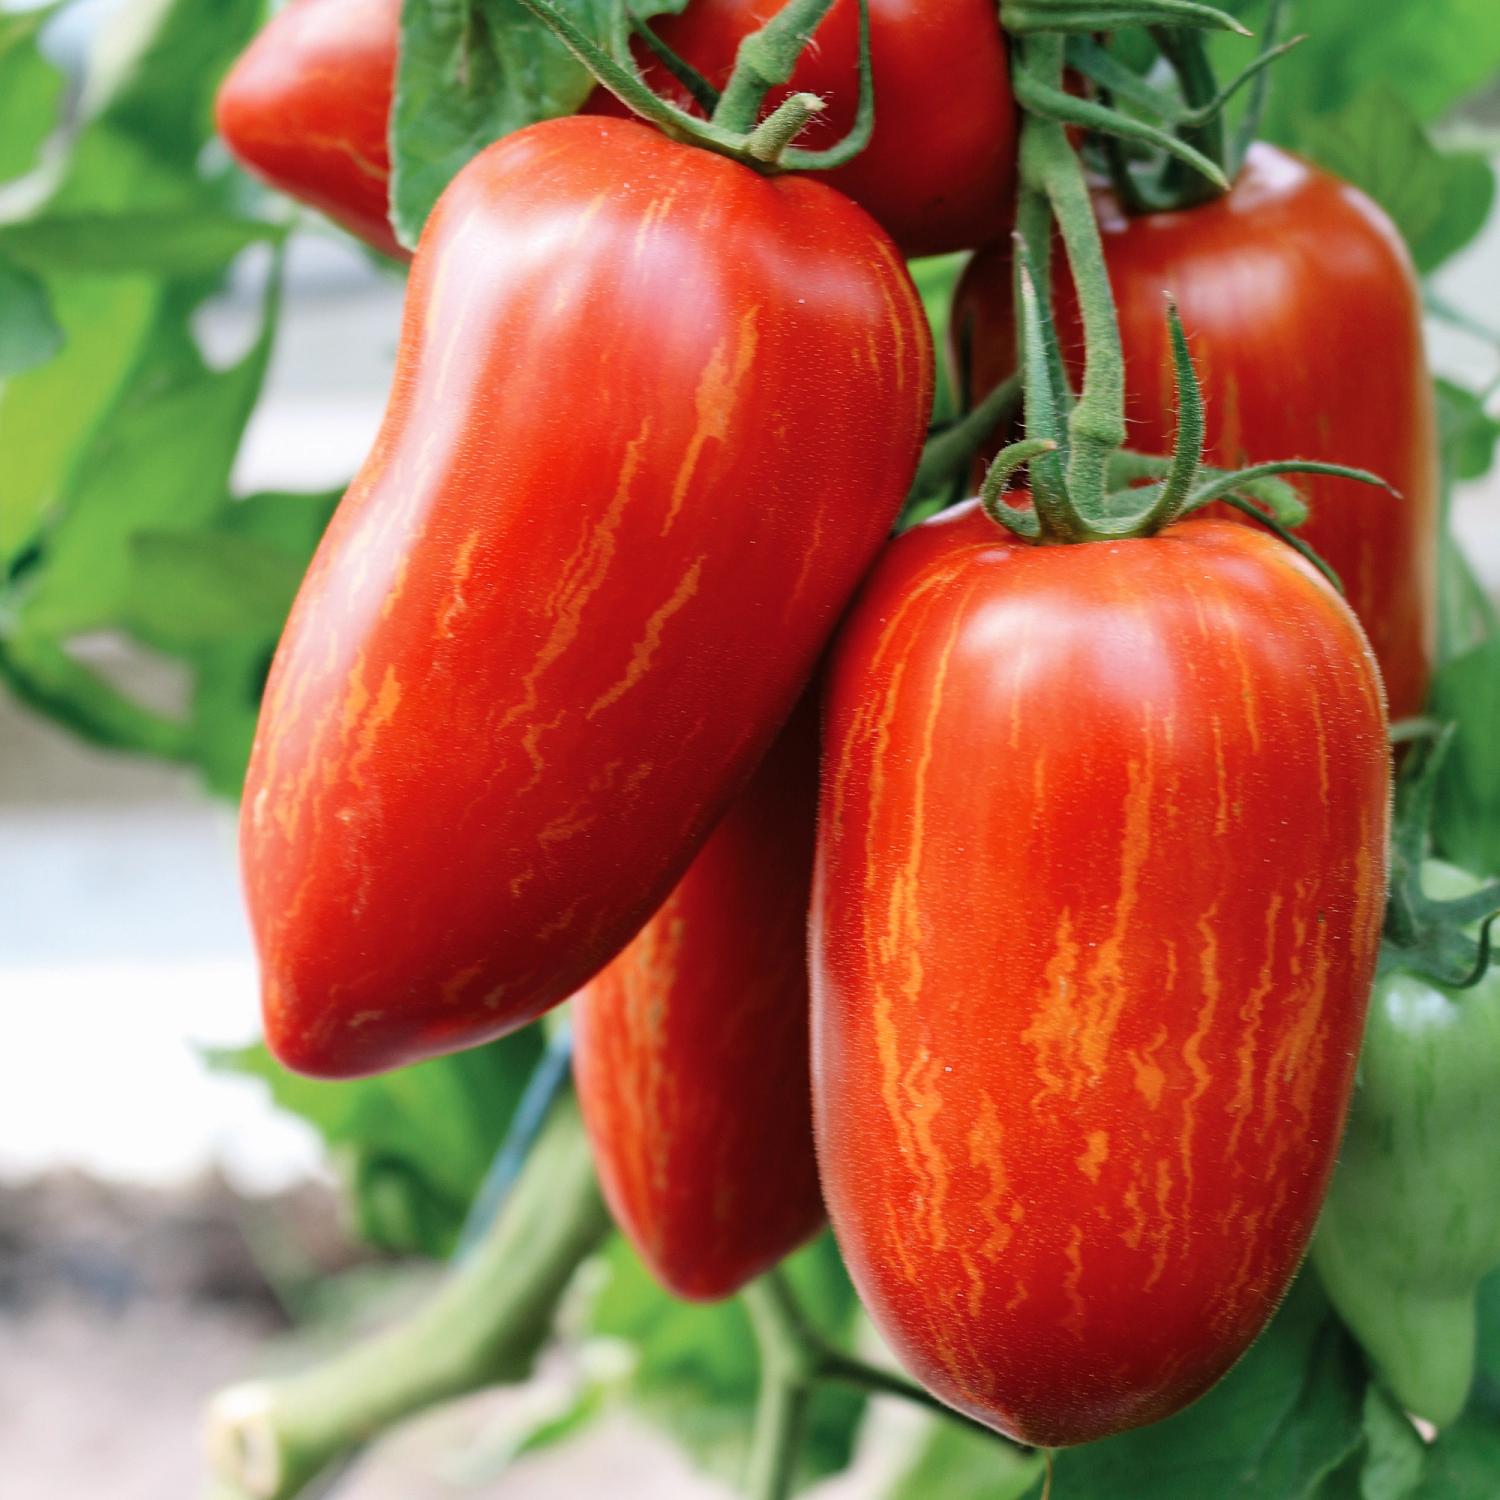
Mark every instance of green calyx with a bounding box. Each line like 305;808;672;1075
980;21;1390;555
1383;728;1500;989
510;0;874;173
1007;0;1296;213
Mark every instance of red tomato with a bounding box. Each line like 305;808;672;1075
242;116;931;1079
574;702;824;1300
812;500;1390;1446
589;0;1017;258
215;0;408;261
952;143;1438;720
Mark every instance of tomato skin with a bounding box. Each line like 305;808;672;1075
217;0;1014;262
812;501;1390;1446
590;0;1015;258
215;0;408;261
952;144;1438;720
240;116;931;1079
574;703;824;1301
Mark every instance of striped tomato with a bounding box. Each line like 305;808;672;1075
952;144;1438;719
215;0;1016;263
574;703;824;1300
589;0;1017;258
241;115;931;1079
812;501;1390;1446
215;0;407;261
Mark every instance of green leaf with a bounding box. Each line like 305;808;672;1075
0;214;285;277
1359;1386;1427;1500
1411;1410;1500;1498
179;489;342;796
123;531;307;648
0;275;159;565
16;278;278;639
1437;378;1500;484
1031;1275;1367;1499
209;1031;546;1257
1299;87;1495;273
1430;640;1500;876
0;6;66;186
0;254;63;376
1218;0;1500;140
389;0;685;248
586;1232;864;1490
910;253;967;427
884;1418;1045;1500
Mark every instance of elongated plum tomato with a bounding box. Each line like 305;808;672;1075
214;0;407;261
952;144;1437;720
574;702;824;1300
588;0;1017;258
240;116;931;1079
812;501;1390;1447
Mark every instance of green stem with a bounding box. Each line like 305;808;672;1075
1004;0;1249;34
739;1268;1035;1496
712;0;839;134
204;1093;610;1500
629;14;721;115
904;374;1023;511
1018;37;1128;519
1151;27;1228;203
1233;0;1288;169
0;635;194;762
746;93;826;164
742;1274;819;1500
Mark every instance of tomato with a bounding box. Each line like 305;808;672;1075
953;144;1438;719
574;702;823;1300
215;0;407;261
218;0;1015;263
811;500;1390;1446
589;0;1016;258
241;115;932;1079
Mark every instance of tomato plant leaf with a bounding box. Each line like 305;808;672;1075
585;1231;863;1490
389;0;687;248
16;272;278;639
1028;1275;1368;1499
0;254;64;377
883;1418;1045;1500
0;6;65;186
123;531;307;648
1217;0;1500;140
1437;379;1500;485
1358;1386;1428;1500
0;213;286;277
1299;87;1495;273
0;277;159;566
1430;640;1500;876
1410;1411;1500;1498
208;1031;546;1258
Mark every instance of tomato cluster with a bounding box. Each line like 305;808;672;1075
225;0;1429;1455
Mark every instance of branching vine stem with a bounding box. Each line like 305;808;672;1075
740;1269;1034;1499
204;1092;609;1500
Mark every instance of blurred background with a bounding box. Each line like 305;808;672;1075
2;0;1499;1495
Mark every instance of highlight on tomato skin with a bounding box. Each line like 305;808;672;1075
811;499;1392;1448
952;142;1438;722
239;115;933;1081
214;0;409;261
574;700;825;1303
587;0;1019;259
